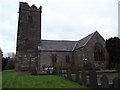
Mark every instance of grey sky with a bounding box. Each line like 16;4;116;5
0;0;119;56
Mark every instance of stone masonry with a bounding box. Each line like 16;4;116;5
16;2;109;71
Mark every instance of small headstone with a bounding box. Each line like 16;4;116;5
58;70;62;76
31;66;37;75
67;70;72;80
88;69;98;88
100;74;109;88
47;68;50;75
52;68;57;75
112;77;120;88
31;70;37;75
75;71;80;83
81;71;87;86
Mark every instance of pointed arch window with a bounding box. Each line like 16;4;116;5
52;54;57;63
94;43;105;61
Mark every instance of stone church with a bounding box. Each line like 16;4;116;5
16;2;108;71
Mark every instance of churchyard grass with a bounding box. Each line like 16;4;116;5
2;70;89;89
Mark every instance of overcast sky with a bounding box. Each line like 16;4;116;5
0;0;119;56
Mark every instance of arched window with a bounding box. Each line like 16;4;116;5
66;55;70;63
51;54;57;64
94;43;105;61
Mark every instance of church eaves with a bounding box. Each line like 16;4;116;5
40;31;103;52
40;40;77;51
74;31;105;50
74;31;95;50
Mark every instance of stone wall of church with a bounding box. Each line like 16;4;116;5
39;51;72;71
16;2;42;71
83;32;109;68
16;2;41;55
73;48;84;67
73;32;109;69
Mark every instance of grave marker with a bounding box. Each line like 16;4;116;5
88;69;98;88
81;71;87;86
100;74;109;88
113;77;120;88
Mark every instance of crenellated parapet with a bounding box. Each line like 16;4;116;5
19;2;42;12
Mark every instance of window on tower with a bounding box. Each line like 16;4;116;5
28;16;32;24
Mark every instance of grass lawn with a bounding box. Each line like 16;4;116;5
2;70;89;89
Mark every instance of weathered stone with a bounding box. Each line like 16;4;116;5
81;71;87;86
52;68;57;75
112;77;120;88
88;69;98;88
16;2;109;72
100;74;109;88
47;68;50;75
31;67;37;75
58;70;62;76
16;2;42;70
67;70;72;80
75;71;80;83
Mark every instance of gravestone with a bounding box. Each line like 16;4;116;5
31;69;37;75
81;71;87;86
112;77;120;88
88;69;98;88
67;70;72;80
100;74;109;88
52;68;58;75
47;68;50;75
58;70;62;76
75;71;80;83
31;66;37;75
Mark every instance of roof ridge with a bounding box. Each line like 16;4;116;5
82;31;96;46
74;31;96;50
41;39;77;42
72;41;78;51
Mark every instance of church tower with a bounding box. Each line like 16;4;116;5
16;2;42;70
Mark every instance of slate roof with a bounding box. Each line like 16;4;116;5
41;40;77;51
74;32;95;50
40;31;99;51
